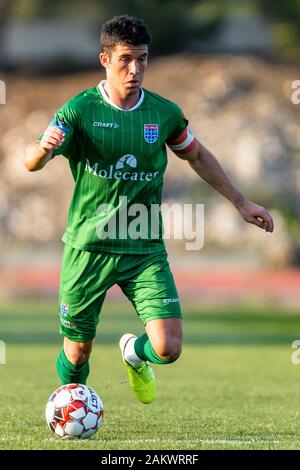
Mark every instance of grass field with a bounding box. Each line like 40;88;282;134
1;299;300;450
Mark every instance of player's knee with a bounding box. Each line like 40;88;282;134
67;350;91;365
154;340;182;363
65;342;92;365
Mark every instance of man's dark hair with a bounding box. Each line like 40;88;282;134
100;15;151;53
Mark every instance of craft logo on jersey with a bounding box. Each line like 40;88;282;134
93;121;119;129
60;302;69;318
144;124;159;143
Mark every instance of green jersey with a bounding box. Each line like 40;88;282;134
42;81;190;254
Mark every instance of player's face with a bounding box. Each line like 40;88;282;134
100;43;148;95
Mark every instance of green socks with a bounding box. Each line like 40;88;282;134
134;333;176;364
56;333;175;385
56;348;90;385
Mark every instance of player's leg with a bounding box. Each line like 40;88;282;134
119;318;181;404
56;244;112;385
55;293;103;385
118;251;182;403
139;317;182;363
120;252;182;366
56;338;93;386
63;337;93;365
120;320;182;368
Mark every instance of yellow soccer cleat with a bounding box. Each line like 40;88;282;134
119;334;156;404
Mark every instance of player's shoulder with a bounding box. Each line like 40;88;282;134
143;88;182;115
62;86;100;112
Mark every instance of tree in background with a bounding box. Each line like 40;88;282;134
256;0;300;61
8;0;300;60
0;0;14;70
100;0;223;55
10;0;224;56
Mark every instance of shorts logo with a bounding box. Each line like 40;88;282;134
60;318;77;330
163;298;179;304
144;124;159;143
60;302;69;318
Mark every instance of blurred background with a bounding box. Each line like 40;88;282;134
1;0;300;305
2;1;300;450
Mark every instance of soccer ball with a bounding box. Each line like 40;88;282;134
45;383;104;439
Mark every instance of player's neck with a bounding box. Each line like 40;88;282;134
103;81;141;110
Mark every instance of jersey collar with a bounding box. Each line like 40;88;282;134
98;80;144;112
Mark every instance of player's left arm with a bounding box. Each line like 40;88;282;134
168;132;274;233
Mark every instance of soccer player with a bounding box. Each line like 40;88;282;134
24;16;274;404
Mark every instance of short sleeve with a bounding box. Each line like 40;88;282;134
166;105;189;144
166;105;196;155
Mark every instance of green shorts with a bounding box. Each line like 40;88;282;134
58;244;182;342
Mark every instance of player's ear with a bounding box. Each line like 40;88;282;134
99;52;110;69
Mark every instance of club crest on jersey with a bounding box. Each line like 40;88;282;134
144;124;159;143
60;302;69;318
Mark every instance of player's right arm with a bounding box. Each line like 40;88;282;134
24;126;65;171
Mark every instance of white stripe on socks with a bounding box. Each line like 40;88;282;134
124;337;143;367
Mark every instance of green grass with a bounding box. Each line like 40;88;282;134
1;300;300;450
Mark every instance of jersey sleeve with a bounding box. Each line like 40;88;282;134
166;105;196;155
38;102;78;159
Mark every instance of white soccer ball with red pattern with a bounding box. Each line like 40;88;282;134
45;383;104;439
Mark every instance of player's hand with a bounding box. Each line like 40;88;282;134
39;126;65;152
238;200;274;232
